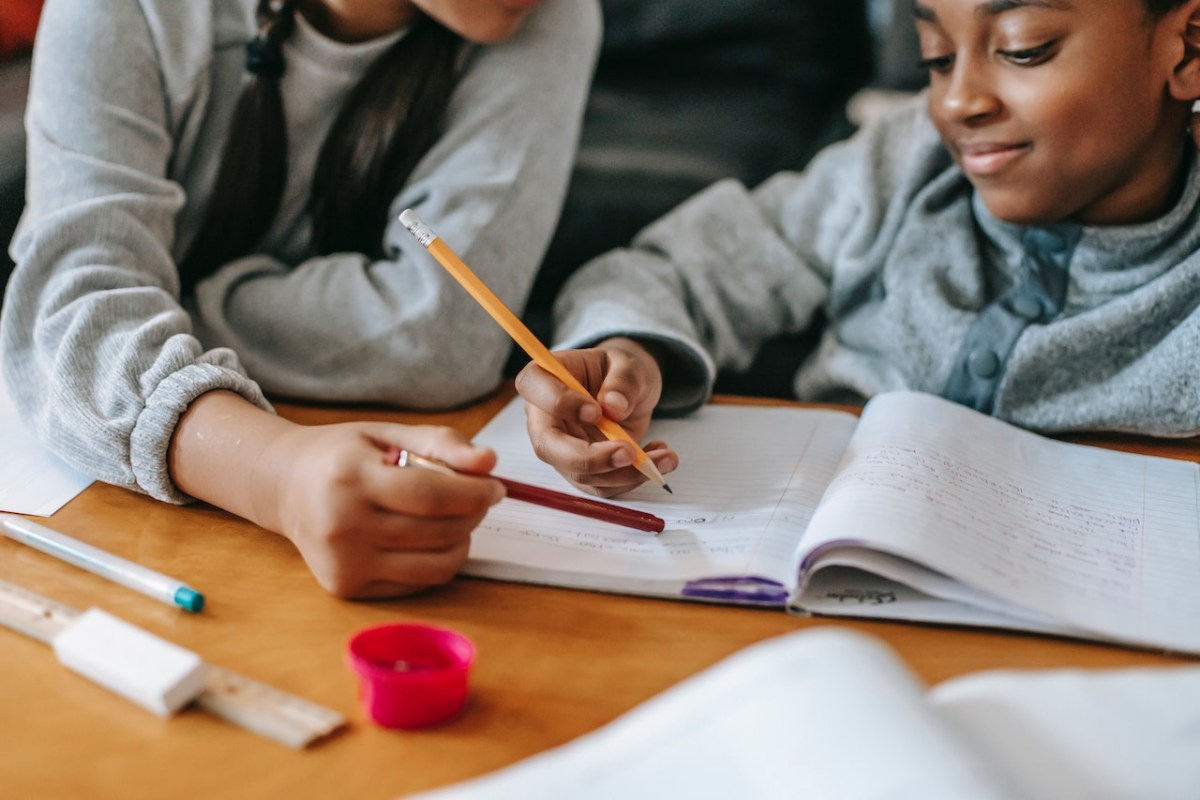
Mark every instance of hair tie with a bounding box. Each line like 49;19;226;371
245;35;285;77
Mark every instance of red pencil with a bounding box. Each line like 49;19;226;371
385;448;664;534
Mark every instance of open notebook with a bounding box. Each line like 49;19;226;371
467;391;1200;654
408;628;1200;800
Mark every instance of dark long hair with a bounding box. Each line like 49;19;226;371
180;0;462;294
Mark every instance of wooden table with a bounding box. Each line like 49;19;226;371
1;388;1193;799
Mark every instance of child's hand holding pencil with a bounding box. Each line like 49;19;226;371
513;337;678;498
398;210;678;499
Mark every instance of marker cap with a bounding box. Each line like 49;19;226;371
346;622;475;729
173;586;205;612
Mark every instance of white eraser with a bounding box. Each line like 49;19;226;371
52;608;207;717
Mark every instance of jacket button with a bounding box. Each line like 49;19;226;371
968;348;1000;378
1012;295;1043;320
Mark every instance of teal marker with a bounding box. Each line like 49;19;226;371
0;513;205;612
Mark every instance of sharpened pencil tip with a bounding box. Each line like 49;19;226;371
663;483;673;494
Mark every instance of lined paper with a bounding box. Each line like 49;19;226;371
468;391;1200;651
799;392;1200;652
467;399;857;596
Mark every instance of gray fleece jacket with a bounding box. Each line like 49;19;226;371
1;0;600;502
553;97;1200;438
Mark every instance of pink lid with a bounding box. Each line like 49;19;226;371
346;622;476;729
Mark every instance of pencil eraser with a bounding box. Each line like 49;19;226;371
52;608;207;717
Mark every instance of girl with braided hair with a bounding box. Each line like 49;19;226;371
1;0;600;597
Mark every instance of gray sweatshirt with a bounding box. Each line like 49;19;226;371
2;0;600;502
554;97;1200;437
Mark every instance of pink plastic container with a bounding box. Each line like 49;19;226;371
346;622;476;729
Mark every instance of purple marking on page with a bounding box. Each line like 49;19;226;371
681;576;789;605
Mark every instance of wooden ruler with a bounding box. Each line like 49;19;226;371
0;577;346;748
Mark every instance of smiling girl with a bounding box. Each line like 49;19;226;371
0;0;600;595
512;0;1200;497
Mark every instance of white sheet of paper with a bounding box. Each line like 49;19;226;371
931;664;1200;800
407;629;1006;800
408;626;1200;800
0;374;93;515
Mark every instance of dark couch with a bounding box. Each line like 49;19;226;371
516;0;924;396
528;0;875;309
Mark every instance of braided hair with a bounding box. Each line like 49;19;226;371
180;0;462;294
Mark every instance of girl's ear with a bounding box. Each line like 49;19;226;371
1168;0;1200;101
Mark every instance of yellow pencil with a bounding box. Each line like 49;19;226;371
398;209;671;493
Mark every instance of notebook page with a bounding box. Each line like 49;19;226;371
408;629;1008;800
467;398;857;598
796;391;1200;653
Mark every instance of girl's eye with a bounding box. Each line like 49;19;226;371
916;54;954;74
998;41;1057;66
